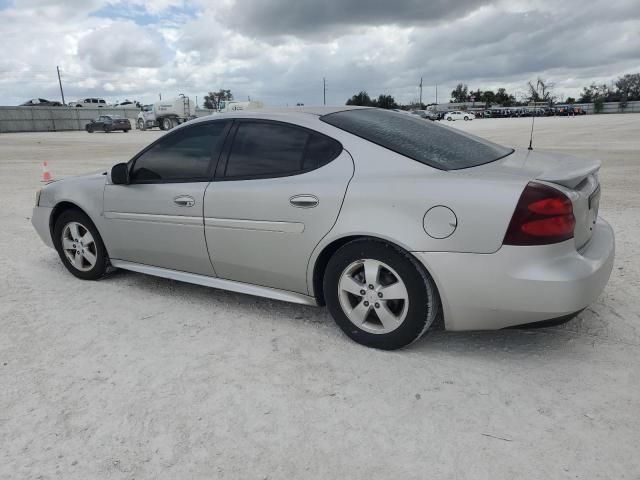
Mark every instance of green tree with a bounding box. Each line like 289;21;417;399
346;91;374;106
204;89;233;110
615;73;640;101
450;83;469;103
481;90;496;106
374;94;398;109
566;97;576;104
494;88;515;107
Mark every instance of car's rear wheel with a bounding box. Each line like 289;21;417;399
53;210;109;280
162;117;173;130
446;117;452;121
464;116;469;121
324;239;440;350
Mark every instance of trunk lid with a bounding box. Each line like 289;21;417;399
478;149;601;249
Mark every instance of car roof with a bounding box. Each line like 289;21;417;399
186;105;369;126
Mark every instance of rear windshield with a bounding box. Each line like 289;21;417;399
320;108;513;170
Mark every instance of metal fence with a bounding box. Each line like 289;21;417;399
0;106;216;133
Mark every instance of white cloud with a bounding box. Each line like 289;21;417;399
0;0;638;106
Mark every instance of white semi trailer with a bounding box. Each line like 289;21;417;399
137;94;195;131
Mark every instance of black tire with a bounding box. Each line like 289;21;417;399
86;126;93;133
122;129;128;133
52;209;110;281
137;118;145;130
162;117;173;130
323;239;440;350
446;117;452;121
464;116;469;121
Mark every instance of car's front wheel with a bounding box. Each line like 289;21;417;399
137;118;145;130
324;239;440;350
53;210;110;280
446;117;452;121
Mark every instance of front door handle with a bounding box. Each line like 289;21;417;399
174;195;195;207
290;194;319;208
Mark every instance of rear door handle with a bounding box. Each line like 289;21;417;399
174;195;195;207
289;194;319;208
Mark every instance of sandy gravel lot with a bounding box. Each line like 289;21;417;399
1;114;639;479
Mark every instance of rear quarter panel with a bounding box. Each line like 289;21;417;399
307;139;529;292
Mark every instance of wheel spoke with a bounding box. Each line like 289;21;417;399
341;275;364;296
376;303;400;330
378;281;408;301
80;231;94;245
68;223;80;241
82;250;97;267
62;238;75;250
73;251;84;269
349;300;371;325
363;259;380;286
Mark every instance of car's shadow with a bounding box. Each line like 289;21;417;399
103;268;583;357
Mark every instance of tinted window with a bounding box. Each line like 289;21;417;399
131;122;228;182
225;122;341;178
302;133;342;170
321;109;512;170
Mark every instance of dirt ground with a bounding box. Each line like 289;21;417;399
1;115;639;479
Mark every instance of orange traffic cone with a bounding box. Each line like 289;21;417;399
41;161;53;182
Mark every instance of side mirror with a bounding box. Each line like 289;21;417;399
111;163;130;185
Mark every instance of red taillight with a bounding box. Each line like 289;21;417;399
504;182;575;245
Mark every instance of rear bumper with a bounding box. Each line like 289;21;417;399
413;218;615;330
32;206;54;249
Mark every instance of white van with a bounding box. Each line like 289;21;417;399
72;98;109;108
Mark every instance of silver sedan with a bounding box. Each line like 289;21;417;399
32;107;615;349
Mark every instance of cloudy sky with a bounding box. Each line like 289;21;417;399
1;0;639;106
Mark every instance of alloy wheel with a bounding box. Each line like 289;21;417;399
338;259;409;334
61;222;97;272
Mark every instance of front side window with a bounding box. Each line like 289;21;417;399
224;121;342;179
130;121;229;182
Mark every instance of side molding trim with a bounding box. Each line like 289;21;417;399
110;259;318;306
204;217;304;233
104;211;203;226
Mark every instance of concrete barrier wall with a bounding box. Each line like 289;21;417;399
0;106;216;133
537;101;640;114
1;102;639;133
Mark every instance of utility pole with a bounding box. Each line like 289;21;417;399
323;77;326;106
419;77;423;107
435;84;438;105
56;66;65;105
159;93;162;101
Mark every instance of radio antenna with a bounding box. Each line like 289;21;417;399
527;108;536;150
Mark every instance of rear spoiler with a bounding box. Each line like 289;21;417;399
535;158;601;189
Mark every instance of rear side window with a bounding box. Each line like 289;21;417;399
131;122;229;182
224;121;342;179
321;108;513;170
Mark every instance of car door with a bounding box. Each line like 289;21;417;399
102;120;232;275
94;116;105;130
203;119;354;294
